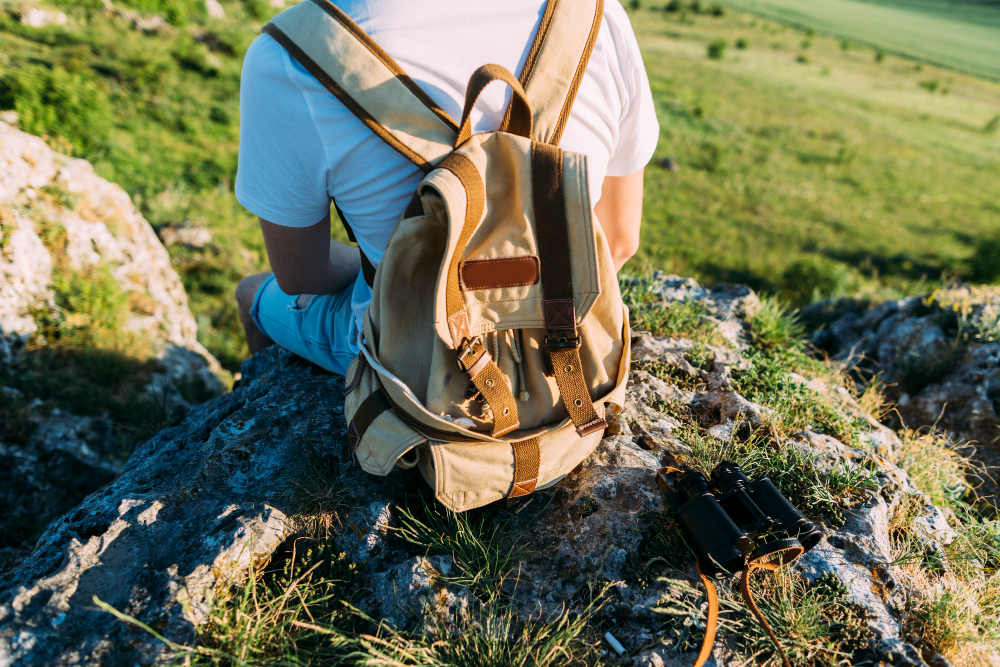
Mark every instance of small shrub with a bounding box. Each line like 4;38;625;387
0;64;112;156
708;3;724;16
629;0;641;9
779;256;858;307
968;230;1000;283
707;38;727;60
356;595;604;667
627;298;726;346
664;0;683;11
746;296;806;353
875;49;886;63
986;115;1000;133
96;534;366;665
840;39;850;51
735;37;748;49
896;429;973;511
919;79;941;93
894;340;965;395
797;54;811;65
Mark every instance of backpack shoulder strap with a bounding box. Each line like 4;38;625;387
505;0;604;146
264;0;459;173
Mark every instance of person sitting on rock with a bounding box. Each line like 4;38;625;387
234;0;659;374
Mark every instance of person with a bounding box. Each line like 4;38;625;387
234;0;659;375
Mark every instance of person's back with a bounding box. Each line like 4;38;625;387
234;0;659;377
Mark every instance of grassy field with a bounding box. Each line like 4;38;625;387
0;0;998;369
629;3;1000;304
716;0;1000;81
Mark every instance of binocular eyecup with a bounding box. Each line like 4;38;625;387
658;460;823;576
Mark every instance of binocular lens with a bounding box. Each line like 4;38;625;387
675;491;750;576
748;478;823;550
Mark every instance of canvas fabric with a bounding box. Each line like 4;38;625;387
267;0;631;511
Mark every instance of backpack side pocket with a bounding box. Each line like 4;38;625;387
344;354;427;475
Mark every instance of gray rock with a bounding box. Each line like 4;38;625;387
0;279;977;665
806;285;1000;502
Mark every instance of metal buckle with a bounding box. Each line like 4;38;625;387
544;334;581;350
456;336;484;372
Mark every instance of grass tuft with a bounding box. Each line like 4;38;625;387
354;595;603;667
396;501;528;602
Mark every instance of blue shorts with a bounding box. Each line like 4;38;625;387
249;274;358;376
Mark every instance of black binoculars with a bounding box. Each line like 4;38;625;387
657;460;824;577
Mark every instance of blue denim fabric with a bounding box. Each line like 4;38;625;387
249;274;358;376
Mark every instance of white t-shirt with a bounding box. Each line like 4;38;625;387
236;0;660;346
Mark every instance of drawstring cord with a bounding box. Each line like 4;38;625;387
508;329;529;402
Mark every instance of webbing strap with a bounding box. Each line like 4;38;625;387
549;347;608;435
346;389;391;457
509;437;541;498
264;0;458;172
531;142;605;435
508;0;604;145
457;338;520;437
438;153;486;347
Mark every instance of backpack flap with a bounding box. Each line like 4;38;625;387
427;133;601;350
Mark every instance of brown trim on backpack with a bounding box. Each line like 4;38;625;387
551;0;604;146
306;0;459;133
347;389;392;457
500;0;560;133
455;64;533;148
437;153;486;346
531;142;607;436
263;23;436;174
509;437;540;498
459;256;540;291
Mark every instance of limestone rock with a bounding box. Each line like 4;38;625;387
0;279;964;666
0;121;224;571
807;285;1000;501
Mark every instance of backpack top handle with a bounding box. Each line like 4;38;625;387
455;64;534;148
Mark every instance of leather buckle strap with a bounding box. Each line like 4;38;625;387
455;337;520;437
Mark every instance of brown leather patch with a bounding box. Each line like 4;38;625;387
544;298;577;330
459;256;540;291
509;478;537;498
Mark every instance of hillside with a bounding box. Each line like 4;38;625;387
718;0;1000;81
0;1;998;369
631;4;1000;304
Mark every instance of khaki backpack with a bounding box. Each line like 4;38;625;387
265;0;630;512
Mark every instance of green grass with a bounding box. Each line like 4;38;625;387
630;7;1000;305
716;0;1000;81
395;500;528;602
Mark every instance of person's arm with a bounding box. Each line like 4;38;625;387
594;168;644;271
259;213;361;295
